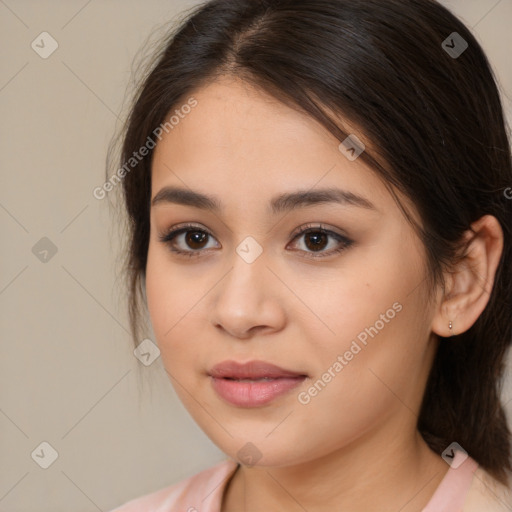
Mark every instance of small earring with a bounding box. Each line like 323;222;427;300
448;320;453;330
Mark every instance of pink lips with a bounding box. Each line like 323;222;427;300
209;360;307;407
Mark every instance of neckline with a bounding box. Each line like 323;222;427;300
421;449;478;511
217;450;478;512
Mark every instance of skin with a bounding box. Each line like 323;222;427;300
145;76;504;512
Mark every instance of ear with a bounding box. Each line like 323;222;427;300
431;215;504;338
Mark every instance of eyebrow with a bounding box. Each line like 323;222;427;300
151;186;377;214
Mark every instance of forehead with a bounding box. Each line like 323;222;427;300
154;77;338;164
150;78;395;216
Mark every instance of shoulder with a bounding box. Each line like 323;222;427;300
463;466;512;512
108;459;239;512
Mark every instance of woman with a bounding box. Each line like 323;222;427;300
108;0;512;510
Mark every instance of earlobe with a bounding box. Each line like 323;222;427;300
431;215;504;339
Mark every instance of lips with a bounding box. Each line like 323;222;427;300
209;360;307;380
208;360;307;407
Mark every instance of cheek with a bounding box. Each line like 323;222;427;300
145;246;170;337
145;247;186;351
304;235;429;393
145;245;211;376
285;300;427;464
295;247;420;355
322;295;429;425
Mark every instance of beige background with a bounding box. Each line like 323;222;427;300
1;1;511;510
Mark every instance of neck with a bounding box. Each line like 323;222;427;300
222;420;448;512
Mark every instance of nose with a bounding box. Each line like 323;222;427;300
210;248;287;339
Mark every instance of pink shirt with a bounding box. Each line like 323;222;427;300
109;450;511;511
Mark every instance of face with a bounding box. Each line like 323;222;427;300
146;77;439;467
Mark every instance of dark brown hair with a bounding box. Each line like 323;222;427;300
107;0;512;485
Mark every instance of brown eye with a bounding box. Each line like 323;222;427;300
158;224;220;257
185;230;209;249
303;231;329;252
288;224;353;259
159;222;353;260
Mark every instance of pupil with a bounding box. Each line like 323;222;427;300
306;232;327;251
186;231;207;249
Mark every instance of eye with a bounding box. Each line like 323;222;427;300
158;222;353;259
287;223;353;259
158;223;219;258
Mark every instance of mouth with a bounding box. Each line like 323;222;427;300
208;360;308;407
209;360;307;379
222;377;287;382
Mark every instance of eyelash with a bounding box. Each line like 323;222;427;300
158;222;353;260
